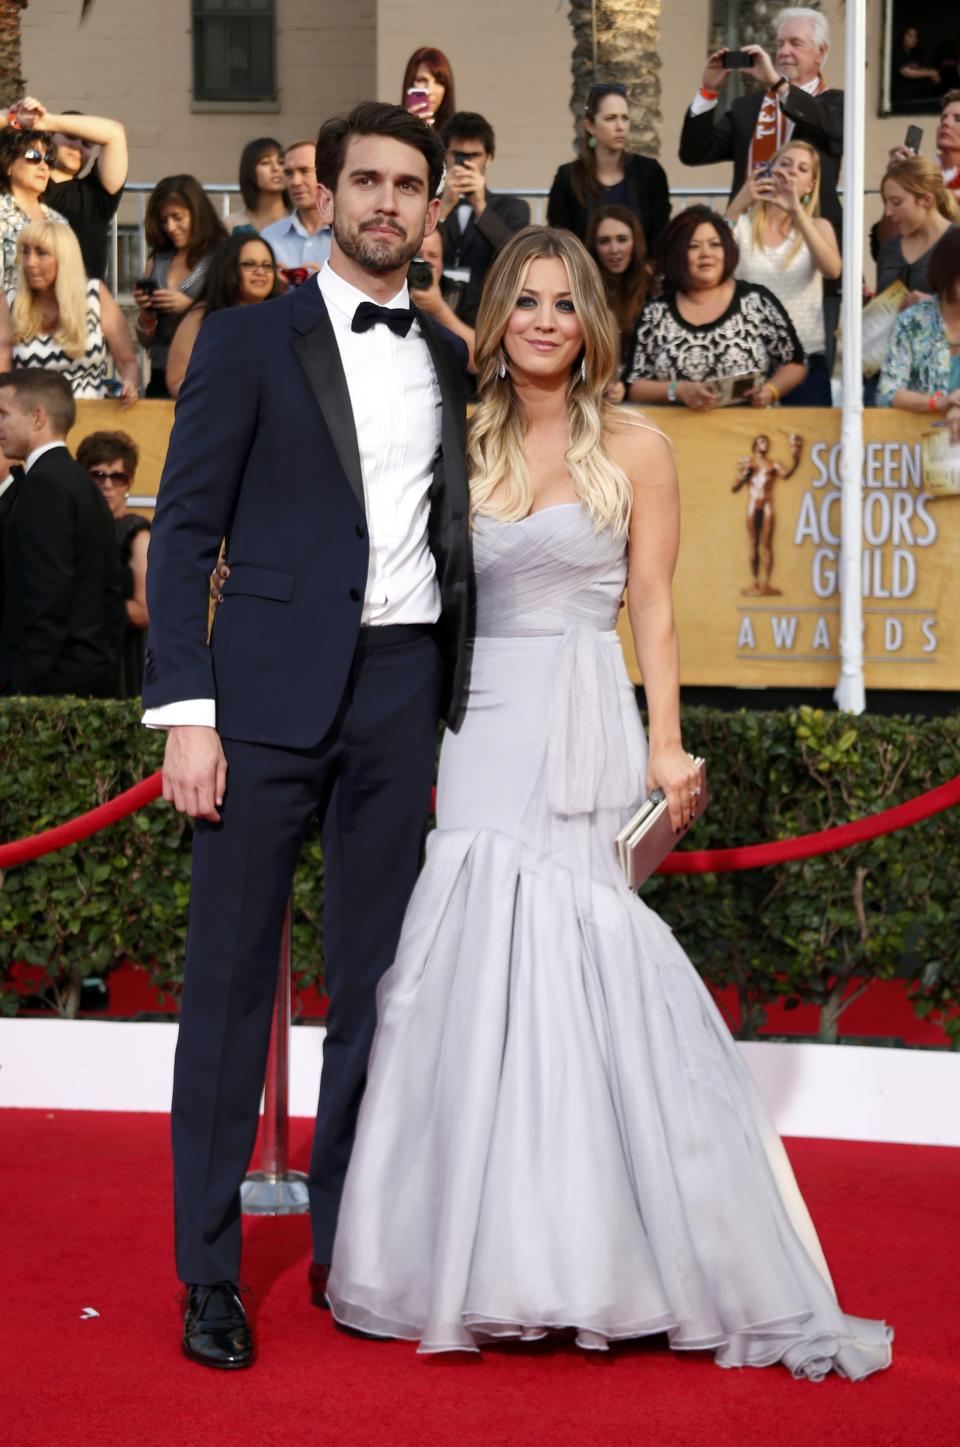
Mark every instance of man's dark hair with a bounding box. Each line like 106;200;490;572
193;232;282;313
315;102;445;200
0;368;76;435
940;89;960;111
440;112;496;158
238;136;290;213
144;175;228;268
658;205;739;293
76;429;139;476
0;128;56;193
927;225;960;301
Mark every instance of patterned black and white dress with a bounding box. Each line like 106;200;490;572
625;280;804;386
9;279;109;398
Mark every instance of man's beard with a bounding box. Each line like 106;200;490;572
334;213;422;274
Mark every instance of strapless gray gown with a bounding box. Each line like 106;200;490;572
326;503;893;1379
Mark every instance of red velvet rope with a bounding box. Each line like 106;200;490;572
0;771;163;869
655;774;960;874
1;771;957;876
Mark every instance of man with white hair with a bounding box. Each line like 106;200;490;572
679;7;843;236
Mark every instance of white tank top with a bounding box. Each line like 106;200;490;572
733;213;825;355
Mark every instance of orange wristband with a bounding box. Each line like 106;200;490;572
699;87;719;101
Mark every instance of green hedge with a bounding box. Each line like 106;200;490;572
2;699;958;1045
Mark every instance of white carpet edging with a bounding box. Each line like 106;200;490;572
1;1018;958;1146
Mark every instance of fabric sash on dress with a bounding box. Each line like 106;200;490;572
545;624;636;816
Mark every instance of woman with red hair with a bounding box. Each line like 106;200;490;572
400;47;456;130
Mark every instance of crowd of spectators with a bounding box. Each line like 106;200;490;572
5;5;960;704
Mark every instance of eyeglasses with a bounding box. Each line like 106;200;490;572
89;468;131;487
22;148;55;166
239;260;276;273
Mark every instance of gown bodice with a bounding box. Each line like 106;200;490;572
472;504;627;638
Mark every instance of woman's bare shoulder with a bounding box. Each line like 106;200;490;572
604;407;676;476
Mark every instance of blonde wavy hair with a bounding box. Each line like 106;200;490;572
750;140;822;267
468;225;633;536
11;220;89;359
881;154;960;225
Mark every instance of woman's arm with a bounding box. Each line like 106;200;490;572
752;361;808;406
99;283;139;405
887;387;953;416
20;100;128;194
0;293;13;372
797;213;842;281
614;421;701;831
165;308;204;398
127;527;150;629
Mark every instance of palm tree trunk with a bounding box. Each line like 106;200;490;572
568;0;663;157
0;0;28;109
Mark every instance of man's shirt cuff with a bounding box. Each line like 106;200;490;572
689;92;718;116
142;699;217;730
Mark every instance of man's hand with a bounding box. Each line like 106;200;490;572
701;50;731;92
449;161;487;216
163;726;228;822
742;44;780;90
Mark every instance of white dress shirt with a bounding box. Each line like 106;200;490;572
0;472;15;501
143;262;444;731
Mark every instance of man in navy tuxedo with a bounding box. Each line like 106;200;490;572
142;101;471;1369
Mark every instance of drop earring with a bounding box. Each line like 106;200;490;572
801;192;812;206
580;358;587;383
587;135;598;150
498;353;507;379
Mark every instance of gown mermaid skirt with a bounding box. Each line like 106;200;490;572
326;504;893;1378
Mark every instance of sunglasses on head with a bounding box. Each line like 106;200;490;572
588;83;628;105
22;147;54;166
89;468;131;487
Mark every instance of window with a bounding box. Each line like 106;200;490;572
882;0;958;116
192;0;277;105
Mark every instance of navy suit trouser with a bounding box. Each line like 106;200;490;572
171;625;442;1283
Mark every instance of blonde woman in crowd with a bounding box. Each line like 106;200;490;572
0;220;137;402
726;140;840;405
327;226;893;1383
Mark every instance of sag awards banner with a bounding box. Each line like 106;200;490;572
69;402;959;692
616;408;960;691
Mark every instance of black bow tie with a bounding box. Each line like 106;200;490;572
351;301;416;338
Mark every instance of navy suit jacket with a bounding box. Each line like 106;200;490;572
143;281;472;749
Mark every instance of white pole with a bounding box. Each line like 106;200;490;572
835;0;867;713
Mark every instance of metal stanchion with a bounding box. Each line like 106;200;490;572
240;900;310;1215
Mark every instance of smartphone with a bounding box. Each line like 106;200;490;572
284;267;309;288
103;377;124;399
754;161;774;178
722;49;753;69
135;276;158;295
904;125;923;154
452;150;471;168
405;88;430;113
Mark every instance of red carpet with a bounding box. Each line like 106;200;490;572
4;1110;958;1447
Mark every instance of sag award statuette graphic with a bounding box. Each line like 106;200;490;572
731;432;804;597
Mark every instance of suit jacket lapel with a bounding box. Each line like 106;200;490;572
290;286;365;512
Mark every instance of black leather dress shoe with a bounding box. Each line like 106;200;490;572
308;1262;330;1310
182;1282;254;1369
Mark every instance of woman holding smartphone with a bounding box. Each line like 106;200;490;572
725;141;840;406
399;47;456;129
133;174;226;398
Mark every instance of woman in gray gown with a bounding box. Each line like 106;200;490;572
326;227;893;1381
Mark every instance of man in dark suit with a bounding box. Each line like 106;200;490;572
436;111;530;325
0;370;122;697
142;102;471;1370
0;443;22;643
679;8;843;235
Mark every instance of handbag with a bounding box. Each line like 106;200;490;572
615;758;709;889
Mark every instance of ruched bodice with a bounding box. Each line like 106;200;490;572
473;504;626;637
